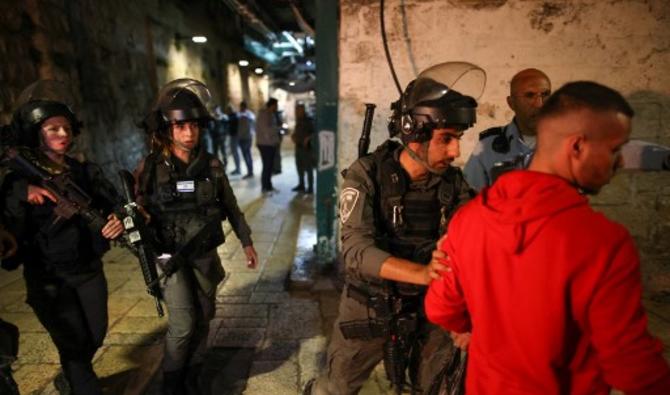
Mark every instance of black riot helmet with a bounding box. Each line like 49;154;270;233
10;80;81;148
388;62;485;143
141;78;214;138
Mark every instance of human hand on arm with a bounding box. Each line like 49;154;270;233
101;213;124;239
428;233;451;281
450;331;471;351
244;245;258;269
26;184;57;205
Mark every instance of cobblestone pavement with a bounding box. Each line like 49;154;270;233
1;144;669;395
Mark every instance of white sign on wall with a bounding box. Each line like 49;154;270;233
318;130;336;171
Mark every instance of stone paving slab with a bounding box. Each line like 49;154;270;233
108;316;167;335
12;363;60;395
249;291;292;304
213;328;266;348
1;311;44;332
254;339;300;361
220;272;261;296
0;268;22;288
244;359;299;395
219;317;269;328
215;303;269;319
216;295;250;304
266;301;322;340
16;332;60;364
104;332;164;346
298;336;327;389
0;290;25;310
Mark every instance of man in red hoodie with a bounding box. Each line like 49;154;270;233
425;81;670;395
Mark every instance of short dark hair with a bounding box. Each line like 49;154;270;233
538;81;634;121
266;97;278;108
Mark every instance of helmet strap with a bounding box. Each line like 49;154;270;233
397;138;446;175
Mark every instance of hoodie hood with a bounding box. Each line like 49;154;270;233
479;171;588;254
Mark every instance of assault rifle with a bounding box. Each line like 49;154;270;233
338;284;419;394
146;220;222;288
3;147;108;232
118;170;164;317
380;291;419;395
3;148;167;317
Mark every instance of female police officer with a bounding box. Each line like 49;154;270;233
135;79;258;394
1;80;124;394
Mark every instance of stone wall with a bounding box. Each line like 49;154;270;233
1;0;267;175
338;0;670;297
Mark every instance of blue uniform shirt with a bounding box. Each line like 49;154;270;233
463;120;535;191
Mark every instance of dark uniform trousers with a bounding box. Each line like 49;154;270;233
159;250;222;372
312;284;453;395
26;267;108;395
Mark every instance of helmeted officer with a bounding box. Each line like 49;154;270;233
306;62;482;395
134;78;258;395
463;68;551;190
1;80;124;394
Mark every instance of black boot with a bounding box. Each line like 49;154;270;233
162;369;187;395
0;367;19;395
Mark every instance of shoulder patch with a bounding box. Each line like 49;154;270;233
339;187;360;223
478;127;505;141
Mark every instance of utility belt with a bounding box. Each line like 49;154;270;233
339;283;419;341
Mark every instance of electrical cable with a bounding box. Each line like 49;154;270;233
380;0;403;94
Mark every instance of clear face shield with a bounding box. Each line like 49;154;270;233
154;78;214;123
14;80;80;132
405;62;486;131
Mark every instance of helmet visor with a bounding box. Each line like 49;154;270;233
155;78;214;122
15;80;78;114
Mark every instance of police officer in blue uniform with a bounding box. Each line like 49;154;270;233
463;68;551;190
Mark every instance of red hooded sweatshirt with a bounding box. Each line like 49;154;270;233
425;170;670;395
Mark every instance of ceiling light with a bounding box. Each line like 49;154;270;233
254;68;263;74
238;60;249;67
191;36;207;43
289;81;296;87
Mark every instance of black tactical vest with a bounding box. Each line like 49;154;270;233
140;150;225;254
360;141;470;293
370;141;465;261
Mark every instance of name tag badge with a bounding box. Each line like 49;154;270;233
176;180;195;193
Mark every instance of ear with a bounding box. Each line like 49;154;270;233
506;95;514;111
567;134;585;159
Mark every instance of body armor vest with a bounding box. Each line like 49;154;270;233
357;141;467;294
141;151;225;254
372;141;463;263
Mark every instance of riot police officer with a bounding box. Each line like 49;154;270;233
306;63;482;395
134;79;258;394
1;80;124;394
